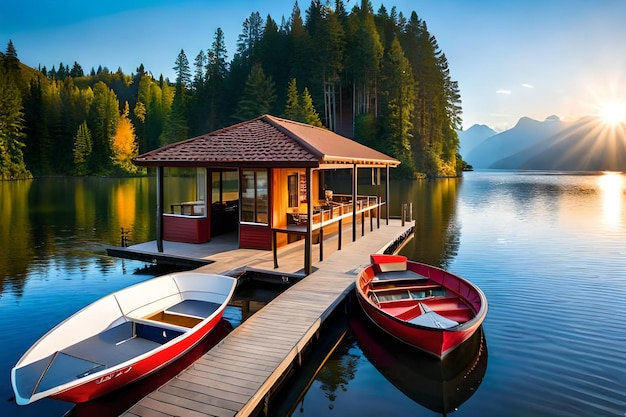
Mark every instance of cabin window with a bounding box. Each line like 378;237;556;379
196;168;205;201
288;173;299;208
212;170;239;205
241;169;268;224
163;167;206;216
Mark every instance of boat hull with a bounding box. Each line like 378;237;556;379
356;255;487;359
49;310;224;403
12;272;237;405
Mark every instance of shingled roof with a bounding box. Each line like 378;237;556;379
133;115;400;169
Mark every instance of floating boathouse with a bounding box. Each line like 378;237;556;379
130;115;400;275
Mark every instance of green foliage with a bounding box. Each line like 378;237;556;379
283;78;300;120
89;81;119;173
354;113;377;147
301;87;323;127
233;64;276;121
161;82;188;145
282;78;323;127
2;1;466;179
173;49;191;87
0;43;31;180
73;121;92;175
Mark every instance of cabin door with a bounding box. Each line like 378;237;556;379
210;170;239;237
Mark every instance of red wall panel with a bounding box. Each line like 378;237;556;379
240;223;272;250
163;215;209;243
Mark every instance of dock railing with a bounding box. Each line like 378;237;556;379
272;194;386;271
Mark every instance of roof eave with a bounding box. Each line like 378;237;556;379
132;159;320;169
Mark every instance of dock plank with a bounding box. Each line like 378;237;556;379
122;220;413;417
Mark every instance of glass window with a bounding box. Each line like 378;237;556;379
288;173;299;208
241;169;268;224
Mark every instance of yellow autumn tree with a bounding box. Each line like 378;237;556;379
111;101;138;173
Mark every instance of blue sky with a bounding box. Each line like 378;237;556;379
2;0;625;131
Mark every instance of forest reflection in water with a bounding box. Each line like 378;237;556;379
2;172;626;417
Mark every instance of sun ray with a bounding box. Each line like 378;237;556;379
599;101;626;126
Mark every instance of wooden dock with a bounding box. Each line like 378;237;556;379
120;220;414;417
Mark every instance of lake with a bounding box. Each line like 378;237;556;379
1;172;625;416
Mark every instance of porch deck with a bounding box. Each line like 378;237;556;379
120;219;414;417
109;215;388;277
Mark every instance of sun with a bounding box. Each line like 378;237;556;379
599;101;626;125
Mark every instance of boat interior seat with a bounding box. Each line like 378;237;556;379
165;299;221;319
13;321;164;399
374;269;428;281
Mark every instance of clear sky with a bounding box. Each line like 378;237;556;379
2;0;625;131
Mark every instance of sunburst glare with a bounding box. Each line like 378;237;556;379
599;101;626;126
598;172;624;228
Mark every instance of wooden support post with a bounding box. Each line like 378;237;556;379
402;203;406;226
386;165;390;225
305;167;313;275
273;229;278;268
156;166;164;253
377;196;381;229
352;164;358;242
361;211;365;236
338;219;342;250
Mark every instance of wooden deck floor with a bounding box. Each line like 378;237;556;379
120;220;414;417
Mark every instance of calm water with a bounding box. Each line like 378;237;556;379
1;172;625;416
284;171;626;417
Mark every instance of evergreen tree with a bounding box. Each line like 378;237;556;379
305;0;345;130
283;78;301;120
301;87;323;127
57;62;67;80
289;1;314;89
173;49;191;87
257;15;290;111
70;61;84;78
2;2;465;178
205;27;229;131
193;50;206;91
282;78;322;127
0;56;31;179
400;12;463;176
346;0;383;115
73;121;92;175
88;81;119;173
379;36;416;177
233;63;276;121
160;81;188;145
4;40;20;73
235;12;264;64
22;77;45;174
162;51;190;144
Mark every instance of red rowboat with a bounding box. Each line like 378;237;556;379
11;272;237;405
355;254;487;358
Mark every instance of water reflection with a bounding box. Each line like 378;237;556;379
350;308;487;415
391;178;462;268
0;179;34;295
0;178;158;295
598;171;624;228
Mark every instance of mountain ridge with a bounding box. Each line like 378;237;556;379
460;115;626;171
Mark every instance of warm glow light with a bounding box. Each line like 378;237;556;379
598;172;623;228
599;101;626;125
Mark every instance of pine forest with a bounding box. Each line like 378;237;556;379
0;0;466;180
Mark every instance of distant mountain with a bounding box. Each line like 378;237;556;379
464;116;569;169
492;117;626;171
458;124;496;159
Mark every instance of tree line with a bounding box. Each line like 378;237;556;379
0;0;465;180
